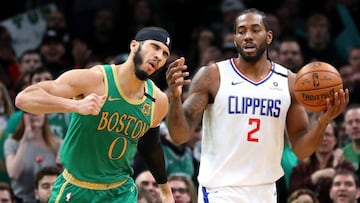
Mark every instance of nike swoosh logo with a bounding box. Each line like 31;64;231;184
231;81;244;85
108;96;122;101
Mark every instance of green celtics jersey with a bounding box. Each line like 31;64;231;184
61;64;155;183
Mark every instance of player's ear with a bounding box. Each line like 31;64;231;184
130;40;139;52
266;31;273;45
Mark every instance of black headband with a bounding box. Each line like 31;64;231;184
134;27;171;50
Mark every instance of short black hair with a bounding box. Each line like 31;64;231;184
35;166;61;188
333;168;360;187
235;8;270;31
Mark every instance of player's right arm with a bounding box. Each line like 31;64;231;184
15;66;107;115
166;57;217;145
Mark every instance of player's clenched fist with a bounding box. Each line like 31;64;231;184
77;94;107;115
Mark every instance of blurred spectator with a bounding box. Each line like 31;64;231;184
4;112;62;203
267;13;282;48
0;82;15;184
3;67;70;141
186;26;222;77
135;170;161;203
277;134;299;203
211;0;246;39
126;0;161;44
329;168;360;203
39;29;70;79
0;82;15;133
274;0;304;41
288;188;319;203
221;32;237;59
12;48;43;96
0;67;69;186
45;10;72;64
347;48;360;104
18;49;43;75
337;118;351;149
0;25;20;94
268;43;280;64
160;122;194;179
348;46;360;74
138;185;153;203
290;121;355;203
339;64;358;105
300;14;343;66
0;182;15;203
347;46;360;103
34;166;61;203
88;8;122;62
71;36;95;68
278;38;304;72
168;174;197;203
342;105;360;171
185;124;202;187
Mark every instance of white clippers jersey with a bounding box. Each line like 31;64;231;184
198;58;291;188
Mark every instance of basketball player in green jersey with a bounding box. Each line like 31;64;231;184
15;27;174;203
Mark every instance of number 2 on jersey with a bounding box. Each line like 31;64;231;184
248;118;260;142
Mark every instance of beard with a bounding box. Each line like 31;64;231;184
237;42;268;63
133;46;149;81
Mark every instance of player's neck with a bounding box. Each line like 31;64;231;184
116;64;145;99
235;58;272;80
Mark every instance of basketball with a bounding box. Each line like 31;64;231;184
294;61;343;112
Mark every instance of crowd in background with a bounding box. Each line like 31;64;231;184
0;0;360;202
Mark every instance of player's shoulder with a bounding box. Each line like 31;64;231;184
195;62;220;79
272;62;291;74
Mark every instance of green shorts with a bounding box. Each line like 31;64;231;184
49;169;138;203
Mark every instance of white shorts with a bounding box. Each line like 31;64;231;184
198;183;277;203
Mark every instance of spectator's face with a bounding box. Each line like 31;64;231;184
0;190;13;203
344;108;360;141
317;123;336;153
339;65;355;90
135;171;161;202
47;11;66;29
330;174;360;203
307;20;329;44
31;72;53;85
278;41;303;71
24;113;45;128
169;180;191;203
349;48;360;69
20;53;42;73
40;42;65;62
197;30;215;51
35;175;58;203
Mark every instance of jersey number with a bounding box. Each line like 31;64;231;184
248;118;260;142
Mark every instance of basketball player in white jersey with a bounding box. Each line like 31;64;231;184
165;8;349;203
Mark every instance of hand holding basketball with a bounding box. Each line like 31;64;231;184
294;61;343;112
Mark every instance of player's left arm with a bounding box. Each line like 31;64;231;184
137;87;173;202
286;71;349;160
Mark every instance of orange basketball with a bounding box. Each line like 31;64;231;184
294;61;343;112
